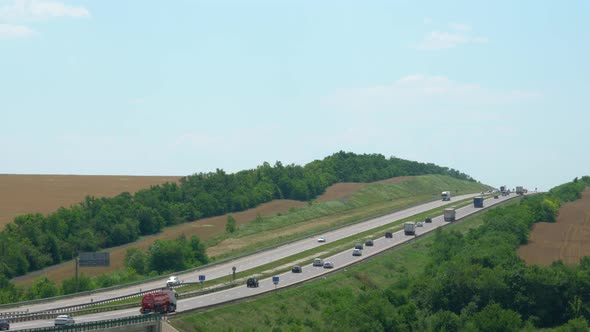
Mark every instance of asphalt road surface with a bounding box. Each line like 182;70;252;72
10;193;519;330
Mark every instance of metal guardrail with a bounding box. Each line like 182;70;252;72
17;313;161;332
1;192;454;311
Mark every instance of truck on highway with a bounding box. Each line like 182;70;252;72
500;185;508;196
441;191;451;201
140;289;177;314
473;196;484;208
444;208;456;222
404;222;416;235
516;186;524;195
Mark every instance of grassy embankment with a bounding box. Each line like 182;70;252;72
205;174;489;260
169;199;517;332
83;175;487;309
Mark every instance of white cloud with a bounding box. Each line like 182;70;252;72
450;23;471;32
321;74;539;111
415;22;487;50
0;0;89;21
0;23;35;38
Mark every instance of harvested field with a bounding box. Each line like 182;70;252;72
518;188;590;265
10;175;411;286
0;174;180;229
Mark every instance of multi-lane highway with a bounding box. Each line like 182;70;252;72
9;193;518;330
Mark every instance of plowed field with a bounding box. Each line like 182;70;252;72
518;188;590;265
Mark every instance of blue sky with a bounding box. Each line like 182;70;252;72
1;0;588;191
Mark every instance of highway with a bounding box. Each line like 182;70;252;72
9;193;518;330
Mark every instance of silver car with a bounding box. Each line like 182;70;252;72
55;315;75;326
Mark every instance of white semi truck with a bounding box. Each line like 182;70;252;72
444;208;456;222
441;191;451;201
404;222;416;235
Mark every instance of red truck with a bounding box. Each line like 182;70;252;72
140;289;177;314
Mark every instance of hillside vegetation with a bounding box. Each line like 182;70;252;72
172;176;590;331
4;174;486;303
0;151;473;281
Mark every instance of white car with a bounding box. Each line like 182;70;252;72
352;249;362;256
166;276;180;287
416;221;424;227
317;236;326;243
54;315;75;326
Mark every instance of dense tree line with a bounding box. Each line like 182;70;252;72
0;151;473;281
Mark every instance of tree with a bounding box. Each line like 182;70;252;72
471;303;523;332
226;215;237;233
124;247;147;274
27;277;58;299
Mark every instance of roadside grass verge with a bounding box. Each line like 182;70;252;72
206;175;489;260
83;195;479;310
170;198;520;332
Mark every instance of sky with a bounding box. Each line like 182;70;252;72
1;0;589;191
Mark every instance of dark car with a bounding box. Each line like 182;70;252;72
246;278;259;288
0;319;8;331
494;195;499;199
385;232;393;238
291;265;302;273
365;240;374;246
424;217;432;223
354;243;364;250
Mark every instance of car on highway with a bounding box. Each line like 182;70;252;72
385;232;393;238
323;261;334;269
166;276;180;287
494;195;499;199
246;278;259;288
425;217;432;223
291;265;302;273
313;258;324;266
0;319;9;330
354;243;364;250
416;221;424;227
365;239;374;246
54;315;75;326
317;236;326;243
352;249;362;256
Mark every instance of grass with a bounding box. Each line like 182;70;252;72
169;198;519;332
206;175;490;260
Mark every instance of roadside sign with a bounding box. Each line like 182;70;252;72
79;252;110;267
272;276;279;285
198;275;206;282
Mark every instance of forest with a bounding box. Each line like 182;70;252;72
0;152;473;282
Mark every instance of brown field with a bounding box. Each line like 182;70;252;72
9;174;411;286
0;174;180;229
518;188;590;265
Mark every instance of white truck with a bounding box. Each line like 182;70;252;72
444;208;456;222
441;191;451;201
404;222;416;235
516;186;524;195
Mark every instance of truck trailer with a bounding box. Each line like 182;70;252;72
404;222;416;235
516;186;524;195
444;208;456;222
140;289;177;314
473;196;484;208
441;191;451;201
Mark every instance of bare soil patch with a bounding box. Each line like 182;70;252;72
10;175;411;286
0;174;180;229
518;188;590;265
